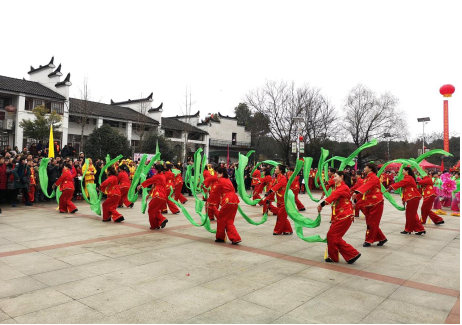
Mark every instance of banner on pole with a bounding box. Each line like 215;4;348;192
443;100;449;152
291;142;297;153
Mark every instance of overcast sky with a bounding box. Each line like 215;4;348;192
2;0;461;140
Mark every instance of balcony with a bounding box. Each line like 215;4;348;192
209;139;252;148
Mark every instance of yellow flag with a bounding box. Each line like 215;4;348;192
48;126;54;158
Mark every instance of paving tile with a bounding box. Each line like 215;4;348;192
31;266;96;286
185;299;282;324
0;319;17;324
57;252;110;266
202;273;266;298
0;244;29;254
238;259;310;285
389;286;458;313
0;288;72;318
78;258;135;275
129;274;198;298
337;275;400;298
13;301;104;324
40;246;90;258
53;275;127;300
0;311;9;322
0;252;70;276
272;314;316;324
0;263;25;281
0;276;47;299
115;251;165;265
78;286;154;316
295;265;353;284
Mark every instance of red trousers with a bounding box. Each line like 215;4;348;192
216;203;241;243
59;189;77;213
161;186;180;214
292;189;305;210
206;202;219;220
102;195;123;221
327;215;360;263
263;199;279;215
364;201;386;243
433;196;442;209
421;197;444;224
404;197;425;233
118;186;132;207
29;185;35;202
355;201;366;217
148;197;167;229
274;204;293;234
252;191;264;206
174;183;187;204
451;195;459;212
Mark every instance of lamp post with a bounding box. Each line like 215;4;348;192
417;117;430;155
292;116;303;162
384;133;391;160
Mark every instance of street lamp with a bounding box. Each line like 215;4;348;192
384;133;392;160
417;117;430;155
293;116;304;161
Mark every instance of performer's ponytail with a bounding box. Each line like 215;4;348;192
403;166;416;180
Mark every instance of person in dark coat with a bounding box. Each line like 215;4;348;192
12;156;33;206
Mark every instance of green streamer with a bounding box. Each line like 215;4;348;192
302;157;320;203
38;158;56;198
140;153;161;214
250;160;279;178
339;139;378;171
415;149;452;164
237;205;268;225
81;159;101;215
128;154;147;202
236;153;261;206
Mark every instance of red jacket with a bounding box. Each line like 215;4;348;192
100;175;121;196
355;172;384;207
325;181;353;221
142;173;166;199
271;174;288;205
174;170;183;186
350;178;364;192
418;175;436;200
118;171;131;188
287;171;300;191
251;170;261;186
164;171;175;188
390;175;421;202
0;164;7;190
204;175;220;205
55;169;75;191
325;177;335;191
215;177;240;206
203;169;211;180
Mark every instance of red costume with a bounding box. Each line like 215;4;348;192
251;169;263;204
418;176;444;224
54;169;77;213
287;172;305;211
261;176;279;215
309;169;315;190
142;173;168;229
324;182;360;263
271;174;293;234
204;175;220;221
100;175;123;222
389;175;425;233
174;170;187;204
162;170;180;214
350;177;365;217
215;177;241;243
355;172;387;244
117;171;132;208
29;168;36;203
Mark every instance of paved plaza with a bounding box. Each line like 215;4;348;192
0;192;459;324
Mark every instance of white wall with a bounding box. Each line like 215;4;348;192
198;118;251;143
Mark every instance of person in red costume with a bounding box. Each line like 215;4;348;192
251;168;263;205
28;163;36;203
99;166;124;223
309;168;315;190
386;167;426;235
320;168;336;199
287;167;305;211
140;164;168;229
214;167;241;244
354;163;388;247
161;163;180;215
259;169;279;215
350;173;365;218
203;165;220;221
417;175;444;225
174;164;187;204
318;171;361;264
52;163;78;214
117;165;134;208
266;164;293;235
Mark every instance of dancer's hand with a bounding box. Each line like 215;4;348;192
317;205;322;213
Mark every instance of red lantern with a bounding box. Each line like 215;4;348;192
5;105;16;113
299;136;304;141
440;84;455;97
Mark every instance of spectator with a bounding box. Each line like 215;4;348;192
12;156;33;206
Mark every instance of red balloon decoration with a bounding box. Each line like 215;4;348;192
299;136;304;141
440;84;455;97
5;105;16;113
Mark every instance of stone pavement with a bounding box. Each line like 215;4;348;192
0;191;459;324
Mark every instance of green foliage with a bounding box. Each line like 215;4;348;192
142;133;175;162
19;105;62;141
84;124;132;161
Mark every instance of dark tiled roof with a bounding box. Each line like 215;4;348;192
111;92;153;106
28;57;55;74
48;64;62;77
55;73;71;88
0;75;65;100
161;117;208;134
173;110;200;118
218;112;238;120
69;98;159;125
148;102;163;112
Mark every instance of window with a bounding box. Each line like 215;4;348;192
232;133;237;145
33;99;44;108
0;97;11;109
25;97;34;111
164;130;174;138
93;119;97;125
103;120;120;128
122;122;126;129
51;102;64;115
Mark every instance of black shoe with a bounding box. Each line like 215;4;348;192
232;241;241;245
128;203;134;208
59;211;65;214
71;209;78;214
435;221;445;225
325;258;333;263
400;231;411;234
215;238;225;243
377;239;388;246
363;242;371;247
115;216;125;223
283;232;293;235
150;227;161;230
299;208;306;211
273;232;281;235
117;205;123;208
415;231;426;235
25;202;33;206
173;211;180;214
0;209;2;214
347;254;361;264
161;219;168;228
181;200;188;204
161;211;168;214
354;215;360;218
102;219;111;222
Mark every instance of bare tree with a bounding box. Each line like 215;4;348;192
343;84;408;166
131;93;151;152
179;86;196;163
72;77;95;152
